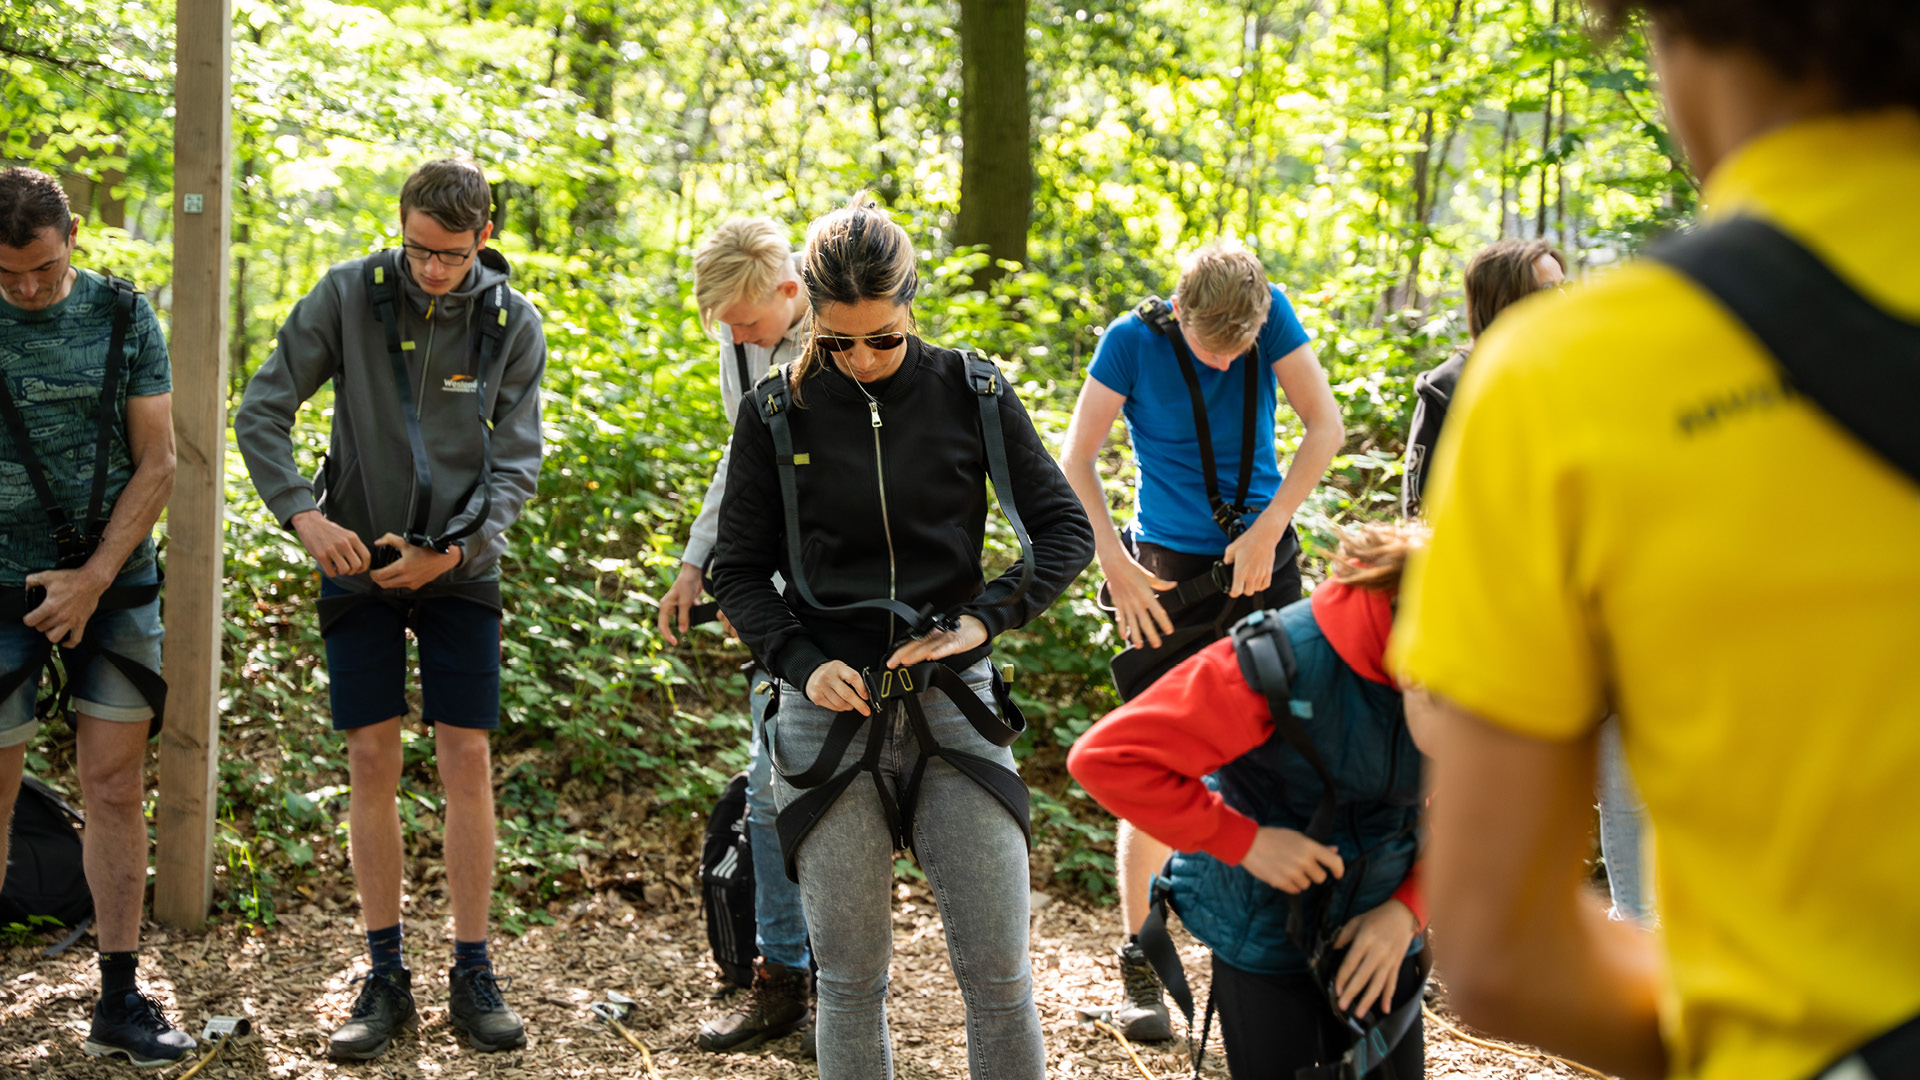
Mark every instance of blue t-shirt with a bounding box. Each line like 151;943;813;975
0;270;172;583
1087;282;1310;556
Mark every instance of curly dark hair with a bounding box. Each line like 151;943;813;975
1588;1;1920;111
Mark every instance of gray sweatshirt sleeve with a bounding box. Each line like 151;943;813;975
442;295;546;570
234;273;346;527
678;328;749;568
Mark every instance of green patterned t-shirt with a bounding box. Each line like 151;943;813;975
0;269;172;584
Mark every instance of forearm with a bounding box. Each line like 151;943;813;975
1425;697;1667;1078
1060;453;1129;565
85;454;174;583
1261;420;1342;526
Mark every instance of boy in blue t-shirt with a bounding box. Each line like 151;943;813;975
1059;239;1343;1040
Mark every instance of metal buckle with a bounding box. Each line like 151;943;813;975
863;665;921;703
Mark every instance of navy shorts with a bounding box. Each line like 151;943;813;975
319;578;502;731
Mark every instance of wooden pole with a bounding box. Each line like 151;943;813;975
156;0;232;927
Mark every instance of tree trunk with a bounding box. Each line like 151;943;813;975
954;0;1031;288
569;3;620;242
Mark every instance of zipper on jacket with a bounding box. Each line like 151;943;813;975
859;385;899;642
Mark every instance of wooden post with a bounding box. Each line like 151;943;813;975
155;0;232;927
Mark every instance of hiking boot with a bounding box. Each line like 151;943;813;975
329;968;418;1061
448;966;527;1052
1114;940;1173;1043
83;990;197;1067
697;959;810;1053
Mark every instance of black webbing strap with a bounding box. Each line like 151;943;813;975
1137;297;1261;540
1813;1008;1920;1080
1297;945;1432;1080
964;351;1037;609
0;275;136;561
732;342;754;403
87;279;136;537
1649;217;1920;486
315;578;503;637
756;368;930;630
365;251;436;545
363;250;506;553
0;580;167;738
772;661;1026;882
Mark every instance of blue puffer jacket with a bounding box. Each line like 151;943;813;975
1162;599;1422;975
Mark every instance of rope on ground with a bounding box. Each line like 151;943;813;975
169;1034;228;1080
604;1016;663;1080
1421;1004;1615;1079
1091;1019;1160;1080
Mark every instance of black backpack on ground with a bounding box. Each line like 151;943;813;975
700;770;757;989
0;775;92;929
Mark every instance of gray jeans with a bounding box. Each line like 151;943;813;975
770;658;1045;1080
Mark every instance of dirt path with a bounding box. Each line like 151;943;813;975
4;879;1602;1079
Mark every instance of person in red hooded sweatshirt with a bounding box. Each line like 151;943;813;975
1070;523;1431;1080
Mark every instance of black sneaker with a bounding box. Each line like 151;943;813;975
1114;940;1173;1043
697;959;810;1053
448;966;527;1052
328;968;418;1061
83;990;197;1067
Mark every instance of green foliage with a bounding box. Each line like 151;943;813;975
1;0;1689;915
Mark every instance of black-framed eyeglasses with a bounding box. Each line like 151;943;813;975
814;331;907;353
401;240;479;267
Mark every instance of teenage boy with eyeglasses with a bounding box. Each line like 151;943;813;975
0;167;188;1066
658;218;817;1056
236;159;546;1060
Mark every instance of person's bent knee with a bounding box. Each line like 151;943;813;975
434;724;493;793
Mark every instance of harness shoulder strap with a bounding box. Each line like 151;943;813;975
963;351;1036;609
732;342;754;404
87;276;137;536
756;364;940;631
1136;297;1262;539
365;251;438;546
1649;217;1920;486
432;277;510;552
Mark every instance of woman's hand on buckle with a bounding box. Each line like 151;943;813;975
886;613;988;670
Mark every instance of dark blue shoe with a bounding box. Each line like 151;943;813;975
83;991;197;1067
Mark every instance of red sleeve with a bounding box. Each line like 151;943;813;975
1067;638;1275;864
1391;860;1427;930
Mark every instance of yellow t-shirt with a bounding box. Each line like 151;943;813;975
1392;110;1920;1080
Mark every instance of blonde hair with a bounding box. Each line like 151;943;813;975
694;217;794;333
1326;521;1430;594
1176;240;1273;352
790;193;918;400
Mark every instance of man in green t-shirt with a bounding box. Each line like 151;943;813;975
0;166;187;1066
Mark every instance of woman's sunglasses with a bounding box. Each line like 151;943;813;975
814;331;907;352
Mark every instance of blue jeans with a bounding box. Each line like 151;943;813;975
1597;718;1654;924
0;564;163;747
747;665;811;970
770;659;1044;1080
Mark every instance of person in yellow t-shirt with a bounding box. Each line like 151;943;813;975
1388;4;1920;1080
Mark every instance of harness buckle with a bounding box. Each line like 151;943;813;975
862;664;921;704
1207;561;1235;594
51;524;99;571
1212;503;1249;541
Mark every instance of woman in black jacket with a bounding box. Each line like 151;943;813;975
709;195;1094;1080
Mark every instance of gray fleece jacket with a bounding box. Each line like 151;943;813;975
235;247;546;589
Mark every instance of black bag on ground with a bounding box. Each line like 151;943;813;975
0;775;92;929
700;770;757;989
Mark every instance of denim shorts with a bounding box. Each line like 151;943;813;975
319;578;502;731
0;564;164;748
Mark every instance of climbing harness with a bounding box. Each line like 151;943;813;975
1134;296;1263;543
316;250;515;633
1137;607;1428;1079
0;276;167;734
757;351;1037;881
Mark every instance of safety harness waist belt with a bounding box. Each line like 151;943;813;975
755;351;1037;881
